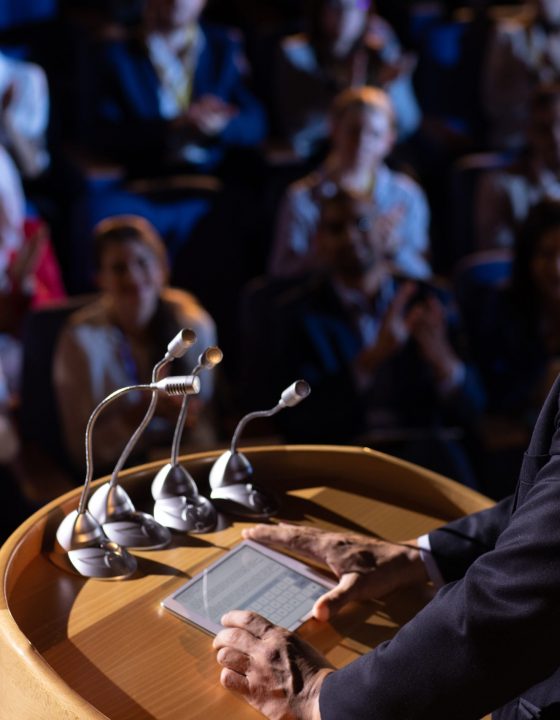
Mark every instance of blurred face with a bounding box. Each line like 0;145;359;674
146;0;206;31
320;0;370;56
530;99;560;168
532;227;560;304
319;197;379;278
331;104;395;168
97;240;165;330
535;0;560;28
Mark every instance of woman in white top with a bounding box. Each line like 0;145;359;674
53;215;217;472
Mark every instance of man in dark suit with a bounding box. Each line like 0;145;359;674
93;0;267;175
266;188;483;485
213;372;560;719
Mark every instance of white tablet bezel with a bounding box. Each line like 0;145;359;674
161;538;335;635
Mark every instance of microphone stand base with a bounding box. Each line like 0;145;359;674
210;483;278;519
49;541;138;580
102;511;172;549
153;494;217;533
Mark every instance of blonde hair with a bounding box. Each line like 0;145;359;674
330;86;396;128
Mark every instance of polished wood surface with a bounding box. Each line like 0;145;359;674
0;445;494;720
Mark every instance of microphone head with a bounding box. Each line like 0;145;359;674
199;345;223;370
166;328;197;359
279;379;311;407
152;375;201;395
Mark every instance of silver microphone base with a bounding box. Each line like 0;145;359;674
153;494;217;533
50;540;138;580
52;508;137;579
102;511;172;549
210;483;278;519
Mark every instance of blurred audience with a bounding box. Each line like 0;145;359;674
475;83;560;249
4;0;560;523
93;0;267;176
273;0;421;161
52;215;216;473
0;144;64;396
269;86;431;279
483;0;560;151
465;199;560;495
0;140;61;542
266;189;483;487
0;50;50;179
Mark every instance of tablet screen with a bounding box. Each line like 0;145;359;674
162;539;334;634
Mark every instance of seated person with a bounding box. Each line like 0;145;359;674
53;215;217;473
273;0;421;160
267;189;483;486
0;143;64;397
269;86;431;280
0;50;50;179
483;0;560;151
475;83;560;250
92;0;267;176
466;198;560;495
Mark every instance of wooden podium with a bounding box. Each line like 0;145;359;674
0;445;493;720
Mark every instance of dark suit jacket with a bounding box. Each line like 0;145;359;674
93;22;267;173
320;373;560;719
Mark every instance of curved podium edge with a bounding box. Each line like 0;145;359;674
0;444;494;720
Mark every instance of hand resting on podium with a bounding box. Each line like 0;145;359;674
213;523;428;719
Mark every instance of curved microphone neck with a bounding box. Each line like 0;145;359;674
78;383;153;515
170;362;203;467
230;405;283;454
109;356;170;487
77;376;199;514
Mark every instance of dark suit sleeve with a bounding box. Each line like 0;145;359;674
428;495;513;583
93;40;170;166
215;33;267;148
320;381;560;719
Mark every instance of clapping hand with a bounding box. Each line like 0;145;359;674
408;296;462;386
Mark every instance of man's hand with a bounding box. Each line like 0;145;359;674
374;204;405;256
356;282;417;374
214;610;334;720
409;296;462;387
242;524;428;621
185;95;238;136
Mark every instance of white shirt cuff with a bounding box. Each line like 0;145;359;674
417;534;445;589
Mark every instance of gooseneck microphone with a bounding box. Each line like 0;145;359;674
52;375;200;579
87;329;197;549
152;347;223;533
209;380;311;518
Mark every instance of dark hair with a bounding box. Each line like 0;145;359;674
305;0;371;56
93;214;169;277
511;198;560;310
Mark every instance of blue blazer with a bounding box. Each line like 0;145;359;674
93;23;267;172
320;372;560;719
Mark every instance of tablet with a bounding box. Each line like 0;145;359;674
161;539;335;634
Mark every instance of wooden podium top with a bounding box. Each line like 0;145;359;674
0;445;493;720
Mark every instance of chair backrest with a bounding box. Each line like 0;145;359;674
19;295;94;464
454;249;513;291
449;152;511;263
453;249;513;341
